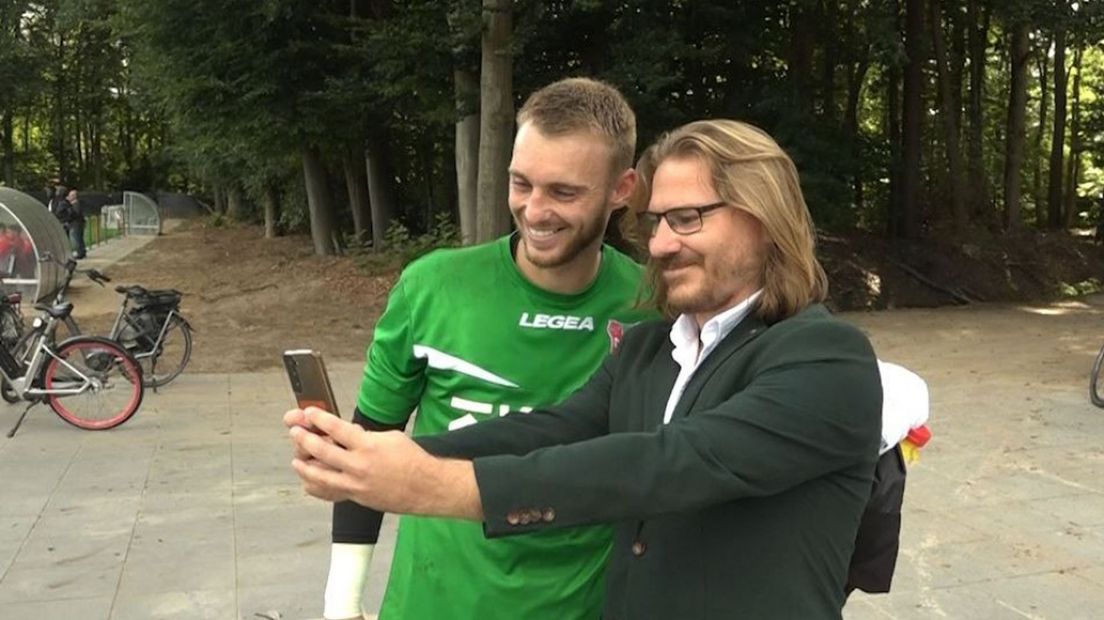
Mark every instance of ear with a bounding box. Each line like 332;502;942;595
608;168;638;213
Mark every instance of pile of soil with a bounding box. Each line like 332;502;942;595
67;218;1104;373
820;228;1104;310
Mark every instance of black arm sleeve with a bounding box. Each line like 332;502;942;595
331;407;408;544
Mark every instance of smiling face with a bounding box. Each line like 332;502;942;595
508;121;633;271
646;155;766;322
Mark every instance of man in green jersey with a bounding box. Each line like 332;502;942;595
314;77;653;620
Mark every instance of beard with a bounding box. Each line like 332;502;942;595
660;250;761;315
517;212;608;269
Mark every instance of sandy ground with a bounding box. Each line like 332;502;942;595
63;220;398;373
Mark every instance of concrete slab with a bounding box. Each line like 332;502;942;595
1;233;1104;618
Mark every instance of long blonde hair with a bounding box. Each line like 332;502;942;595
624;120;828;324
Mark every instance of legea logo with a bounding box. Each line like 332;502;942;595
518;312;595;331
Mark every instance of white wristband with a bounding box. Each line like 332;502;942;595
323;543;375;619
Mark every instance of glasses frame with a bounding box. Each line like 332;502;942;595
640;201;729;236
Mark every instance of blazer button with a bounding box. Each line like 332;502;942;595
528;508;542;523
631;541;647;557
507;511;521;526
542;508;556;523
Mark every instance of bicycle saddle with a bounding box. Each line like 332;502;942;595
116;285;148;297
33;302;74;320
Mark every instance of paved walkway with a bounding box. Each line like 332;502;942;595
2;231;1104;619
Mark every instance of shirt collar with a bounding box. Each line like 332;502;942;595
669;290;764;353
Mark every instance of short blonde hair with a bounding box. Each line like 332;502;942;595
626;119;828;323
517;77;636;173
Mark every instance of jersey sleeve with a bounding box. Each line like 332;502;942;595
355;272;426;424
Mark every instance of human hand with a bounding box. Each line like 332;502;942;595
289;408;429;512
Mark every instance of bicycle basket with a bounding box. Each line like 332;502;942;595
133;289;182;310
120;305;174;352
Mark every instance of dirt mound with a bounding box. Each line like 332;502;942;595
821;229;1104;311
69;219;1104;373
77;220;399;373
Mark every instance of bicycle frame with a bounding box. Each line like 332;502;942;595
0;316;95;398
108;300;178;361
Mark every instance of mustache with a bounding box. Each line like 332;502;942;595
657;254;700;271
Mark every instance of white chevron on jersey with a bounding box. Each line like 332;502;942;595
412;344;519;388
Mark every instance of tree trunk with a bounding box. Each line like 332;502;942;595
819;0;838;121
55;33;68;183
91;109;104;190
301;145;338;256
899;0;923;238
226;185;242;220
1063;45;1083;228
887;61;902;237
262;184;279;239
475;0;515;243
1003;20;1029;230
948;1;965;143
455;66;480;245
1047;25;1067;229
1033;41;1050;226
929;0;968;231
212;185;225;214
965;0;989;216
365;132;397;249
1;110;13;187
342;150;372;241
846;51;870;215
789;1;816;116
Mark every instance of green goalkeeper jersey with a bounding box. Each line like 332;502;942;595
358;235;653;620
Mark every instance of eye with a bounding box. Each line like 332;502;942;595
551;187;578;201
510;178;531;191
667;209;699;229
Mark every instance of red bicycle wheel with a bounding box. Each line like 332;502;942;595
45;337;144;430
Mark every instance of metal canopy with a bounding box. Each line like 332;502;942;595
111;191;162;236
0;188;71;302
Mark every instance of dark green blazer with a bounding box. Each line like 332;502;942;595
419;304;882;619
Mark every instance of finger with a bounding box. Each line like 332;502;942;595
306;409;365;447
294;422;359;472
293;457;352;502
283;408;308;429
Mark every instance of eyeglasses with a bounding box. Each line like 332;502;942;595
638;202;728;236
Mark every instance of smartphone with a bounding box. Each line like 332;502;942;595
283;349;341;418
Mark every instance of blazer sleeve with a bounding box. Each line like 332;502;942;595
474;318;883;537
414;351;615;459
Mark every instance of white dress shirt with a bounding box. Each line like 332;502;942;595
662;291;763;424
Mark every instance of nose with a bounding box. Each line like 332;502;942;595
648;217;681;259
521;188;555;224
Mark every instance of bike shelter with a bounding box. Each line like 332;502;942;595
102;191;161;236
0;188;71;302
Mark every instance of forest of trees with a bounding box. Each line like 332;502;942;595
1;0;1102;255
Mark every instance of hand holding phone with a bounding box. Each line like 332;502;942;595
283;349;341;418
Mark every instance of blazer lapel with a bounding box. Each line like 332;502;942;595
643;339;680;431
669;315;767;421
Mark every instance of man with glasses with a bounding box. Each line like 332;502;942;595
287;119;883;619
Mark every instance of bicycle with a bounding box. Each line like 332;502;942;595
108;284;193;388
6;253;193;391
1;299;144;437
0;290;23;353
1091;345;1104;407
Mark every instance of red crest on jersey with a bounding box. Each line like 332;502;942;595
607;320;625;353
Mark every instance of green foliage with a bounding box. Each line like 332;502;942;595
357;212;460;272
1057;277;1103;297
4;0;1104;248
